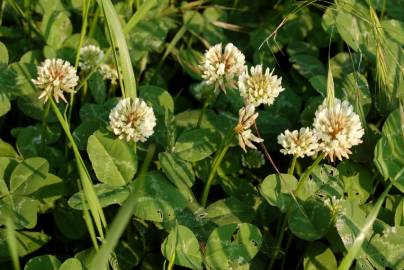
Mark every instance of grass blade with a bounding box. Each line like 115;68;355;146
5;216;21;270
98;0;137;98
337;181;394;270
124;0;157;34
89;144;156;270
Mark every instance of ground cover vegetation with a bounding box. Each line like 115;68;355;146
0;0;403;269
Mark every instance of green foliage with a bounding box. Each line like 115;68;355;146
161;225;203;270
204;223;262;270
0;0;403;269
87;130;137;186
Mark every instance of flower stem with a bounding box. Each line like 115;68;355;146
267;152;325;270
40;101;51;151
295;152;325;193
288;156;297;175
253;123;281;174
200;130;233;207
68;0;91;124
196;89;216;128
200;144;230;208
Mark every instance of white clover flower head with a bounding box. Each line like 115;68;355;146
100;64;119;85
234;104;264;152
79;45;104;71
200;43;245;92
238;64;284;107
313;98;364;162
277;127;319;158
109;97;156;142
32;58;79;103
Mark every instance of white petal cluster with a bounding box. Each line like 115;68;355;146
200;43;245;91
238;64;284;107
32;58;79;103
313;98;364;162
100;64;119;85
234;105;264;152
277;127;318;158
109;98;156;142
79;45;104;71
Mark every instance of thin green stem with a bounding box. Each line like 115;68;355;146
288;156;297;175
267;215;287;270
200;145;230;207
280;234;293;270
40;101;51;151
6;0;44;43
69;0;91;123
196;89;216;128
139;144;156;176
200;129;234;207
295;153;325;193
267;153;325;270
88;6;100;38
49;99;106;242
89;143;156;270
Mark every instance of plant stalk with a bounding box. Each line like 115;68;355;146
200;129;233;207
288;155;297;175
49;99;106;242
267;152;325;270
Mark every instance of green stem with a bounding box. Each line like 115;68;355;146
6;0;44;43
40;101;51;151
288;156;297;175
295;153;325;194
88;5;100;38
89;144;155;270
267;215;287;270
196;89;216;128
69;0;91;123
267;153;325;270
49;99;106;241
200;145;230;207
200;130;233;207
139;144;156;176
280;234;293;270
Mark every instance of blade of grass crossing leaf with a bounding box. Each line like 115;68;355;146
50;99;106;242
97;0;137;98
124;0;156;34
75;0;155;94
5;216;21;270
89;144;156;270
337;181;393;270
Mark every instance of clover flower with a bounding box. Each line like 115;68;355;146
100;64;119;85
32;58;79;103
238;64;284;107
277;127;318;158
109;98;156;142
313;98;364;162
234;105;264;152
200;43;245;91
79;45;104;71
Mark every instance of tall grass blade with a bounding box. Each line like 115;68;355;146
98;0;137;98
5;216;21;270
124;0;157;34
50;99;106;244
89;144;156;270
337;181;394;270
